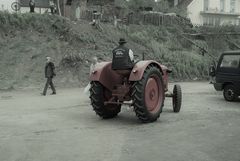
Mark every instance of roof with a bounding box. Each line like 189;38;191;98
177;0;194;7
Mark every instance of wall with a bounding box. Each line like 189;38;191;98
0;0;16;12
20;0;50;7
20;7;49;14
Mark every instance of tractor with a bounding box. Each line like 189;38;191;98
89;60;182;123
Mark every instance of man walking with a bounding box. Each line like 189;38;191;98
42;56;56;96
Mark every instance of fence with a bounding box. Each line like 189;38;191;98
126;12;192;27
80;10;192;27
81;10;116;23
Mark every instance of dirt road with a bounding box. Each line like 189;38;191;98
0;82;239;161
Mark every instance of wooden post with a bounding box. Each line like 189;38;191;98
143;14;145;25
57;0;61;16
162;15;164;25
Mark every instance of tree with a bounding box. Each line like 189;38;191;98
154;0;170;12
128;0;155;11
115;0;156;11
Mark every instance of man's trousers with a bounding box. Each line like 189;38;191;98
43;77;56;95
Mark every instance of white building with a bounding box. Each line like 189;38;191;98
175;0;240;26
0;0;49;14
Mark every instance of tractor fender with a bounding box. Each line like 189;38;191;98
129;60;169;91
129;60;167;81
90;62;123;91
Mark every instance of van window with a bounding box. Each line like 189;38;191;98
220;55;240;68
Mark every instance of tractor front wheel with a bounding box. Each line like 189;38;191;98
90;81;121;118
131;65;164;123
172;84;182;113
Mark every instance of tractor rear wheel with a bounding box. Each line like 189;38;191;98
90;81;121;118
131;65;164;123
172;84;182;113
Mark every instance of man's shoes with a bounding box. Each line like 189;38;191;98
40;92;56;95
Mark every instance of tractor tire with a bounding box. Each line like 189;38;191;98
223;84;237;102
131;65;165;123
90;81;121;119
172;84;182;113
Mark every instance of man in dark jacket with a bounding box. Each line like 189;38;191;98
42;56;56;96
112;38;134;70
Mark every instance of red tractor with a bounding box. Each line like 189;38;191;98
89;60;182;123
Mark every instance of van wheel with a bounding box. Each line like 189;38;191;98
223;84;237;102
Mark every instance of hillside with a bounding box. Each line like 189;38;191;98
0;12;239;90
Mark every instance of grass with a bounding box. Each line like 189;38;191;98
0;11;239;88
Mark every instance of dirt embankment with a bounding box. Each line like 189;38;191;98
0;12;240;89
0;12;146;89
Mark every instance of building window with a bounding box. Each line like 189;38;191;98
220;0;225;12
204;0;209;11
215;17;221;25
220;55;240;68
230;0;236;13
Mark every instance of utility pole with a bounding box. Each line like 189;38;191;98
99;0;103;13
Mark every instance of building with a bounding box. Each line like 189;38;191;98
0;0;50;13
173;0;240;26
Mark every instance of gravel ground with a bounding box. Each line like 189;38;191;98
0;82;239;161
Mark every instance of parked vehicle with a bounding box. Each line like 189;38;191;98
213;51;240;101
